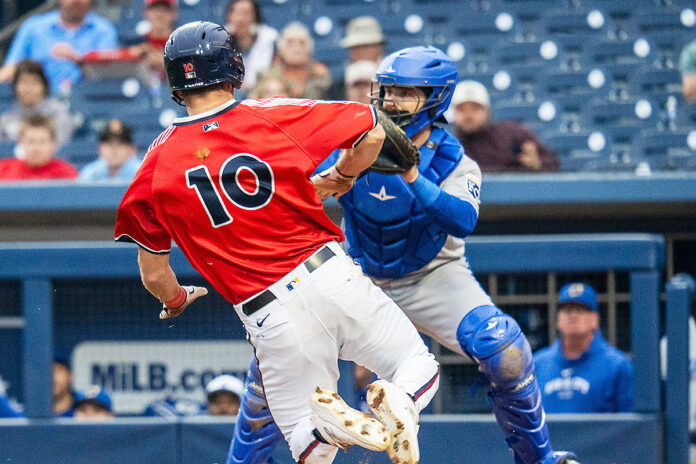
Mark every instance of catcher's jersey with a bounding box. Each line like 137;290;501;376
115;97;377;304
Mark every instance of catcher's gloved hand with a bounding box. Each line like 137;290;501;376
311;164;356;200
368;110;420;174
159;285;208;319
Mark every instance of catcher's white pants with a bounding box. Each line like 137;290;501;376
234;241;439;463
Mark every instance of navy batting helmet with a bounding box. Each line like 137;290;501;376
164;21;245;105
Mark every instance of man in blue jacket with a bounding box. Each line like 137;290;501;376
535;283;634;413
229;46;578;464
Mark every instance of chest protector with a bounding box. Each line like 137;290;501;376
340;127;463;278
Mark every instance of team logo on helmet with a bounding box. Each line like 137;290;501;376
183;62;196;79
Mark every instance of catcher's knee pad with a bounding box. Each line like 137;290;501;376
457;305;554;464
226;358;283;464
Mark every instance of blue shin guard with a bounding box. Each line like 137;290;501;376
226;358;283;464
457;306;576;464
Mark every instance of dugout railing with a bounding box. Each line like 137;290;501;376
0;234;669;463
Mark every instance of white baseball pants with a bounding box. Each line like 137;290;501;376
233;241;439;463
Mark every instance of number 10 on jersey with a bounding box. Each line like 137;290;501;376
186;153;275;228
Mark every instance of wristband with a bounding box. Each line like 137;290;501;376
163;286;187;309
334;164;356;179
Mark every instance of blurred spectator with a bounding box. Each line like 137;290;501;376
680;39;696;102
225;0;277;92
206;374;243;416
78;0;177;93
0;0;118;95
345;60;377;105
328;16;385;100
53;358;75;417
0;60;73;147
452;80;559;173
0;375;23;418
534;283;634;413
0;395;23;418
143;396;206;417
249;74;292;99
79;120;140;182
262;22;330;100
0;115;78;181
73;386;114;421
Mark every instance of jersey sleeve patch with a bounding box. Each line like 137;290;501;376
466;174;481;201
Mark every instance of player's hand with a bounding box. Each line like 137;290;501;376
159;285;208;319
311;165;356;200
399;164;419;183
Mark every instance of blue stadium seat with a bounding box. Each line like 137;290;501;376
0;82;14;114
492;99;556;132
452;11;519;39
632;129;696;170
455;36;504;75
539;9;611;37
633;8;694;34
629;68;682;101
543;131;614;171
56;138;99;169
540;69;601;96
70;78;149;119
584;99;657;129
582;37;654;66
593;63;641;100
496;40;559;69
642;31;692;70
0;141;17;159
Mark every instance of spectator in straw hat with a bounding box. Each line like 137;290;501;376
329;16;385;100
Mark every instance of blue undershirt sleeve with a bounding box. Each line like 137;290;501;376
407;174;478;238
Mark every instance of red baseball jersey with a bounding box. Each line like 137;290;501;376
115;97;377;304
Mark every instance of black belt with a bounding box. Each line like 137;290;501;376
241;246;336;316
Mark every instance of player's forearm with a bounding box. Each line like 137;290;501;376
137;251;181;303
335;124;385;176
408;175;478;238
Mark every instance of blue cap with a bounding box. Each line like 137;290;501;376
74;386;112;411
559;283;598;312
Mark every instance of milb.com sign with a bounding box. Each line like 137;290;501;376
72;341;253;414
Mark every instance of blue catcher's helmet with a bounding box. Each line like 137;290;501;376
372;46;458;137
164;21;245;105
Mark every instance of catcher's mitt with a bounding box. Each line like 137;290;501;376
369;110;420;174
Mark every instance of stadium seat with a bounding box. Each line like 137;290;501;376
540;69;603;97
70;78;149;120
633;8;695;34
543;131;614;171
56;138;99;169
539;9;611;37
492;100;556;132
642;30;692;69
0;141;17;159
632;129;696;170
584;99;657;130
455;36;504;75
583;37;654;66
496;40;559;69
629;68;682;103
452;11;519;39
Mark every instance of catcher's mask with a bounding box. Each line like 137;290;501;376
371;46;457;138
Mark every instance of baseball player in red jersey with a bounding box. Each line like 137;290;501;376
114;22;439;464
